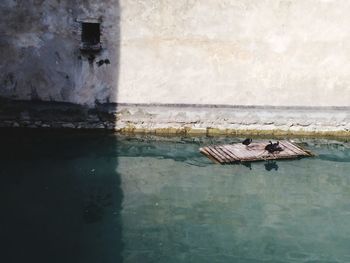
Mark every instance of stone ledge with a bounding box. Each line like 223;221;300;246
113;104;350;137
1;98;350;137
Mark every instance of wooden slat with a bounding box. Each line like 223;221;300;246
279;141;300;155
276;143;295;156
219;145;240;161
207;147;225;163
204;146;225;164
280;141;305;155
285;141;311;155
200;147;221;164
214;146;233;163
226;144;255;160
209;146;229;163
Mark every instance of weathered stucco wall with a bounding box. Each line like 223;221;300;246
118;0;350;106
1;0;350;134
2;0;350;107
0;0;119;106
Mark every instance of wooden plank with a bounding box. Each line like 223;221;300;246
204;146;225;164
243;144;263;159
279;141;300;155
214;146;233;163
285;141;306;154
243;143;265;158
200;147;221;164
220;145;240;161
224;145;242;156
280;141;304;155
258;140;296;158
254;149;270;160
201;148;221;164
218;145;244;161
206;147;224;164
227;144;256;160
285;141;311;156
210;147;228;163
209;146;228;163
274;143;295;156
228;146;252;161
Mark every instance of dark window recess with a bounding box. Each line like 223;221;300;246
80;22;101;51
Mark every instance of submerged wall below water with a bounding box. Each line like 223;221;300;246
1;0;350;134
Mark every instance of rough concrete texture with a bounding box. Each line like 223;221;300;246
115;104;350;136
1;98;350;136
0;0;120;105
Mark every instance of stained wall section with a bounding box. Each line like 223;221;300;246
0;0;120;106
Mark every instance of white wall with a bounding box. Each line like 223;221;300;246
118;0;350;106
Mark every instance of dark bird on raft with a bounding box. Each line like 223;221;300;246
242;138;252;146
265;141;283;153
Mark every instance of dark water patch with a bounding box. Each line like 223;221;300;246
0;129;123;263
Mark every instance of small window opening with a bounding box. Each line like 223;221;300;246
80;22;101;51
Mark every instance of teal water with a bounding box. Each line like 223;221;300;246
1;130;350;263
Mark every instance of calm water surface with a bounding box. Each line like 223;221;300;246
1;130;350;263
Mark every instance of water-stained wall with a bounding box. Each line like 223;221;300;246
0;0;120;106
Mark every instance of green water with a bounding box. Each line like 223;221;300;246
1;130;350;263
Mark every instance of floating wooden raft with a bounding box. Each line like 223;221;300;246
200;140;313;164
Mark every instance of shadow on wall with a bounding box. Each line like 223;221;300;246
0;0;121;130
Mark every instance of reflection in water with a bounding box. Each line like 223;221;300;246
0;130;123;263
264;160;279;171
2;131;350;263
83;192;114;224
242;162;252;170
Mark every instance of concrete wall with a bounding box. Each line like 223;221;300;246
2;0;350;107
114;104;350;136
118;0;350;106
1;0;350;134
